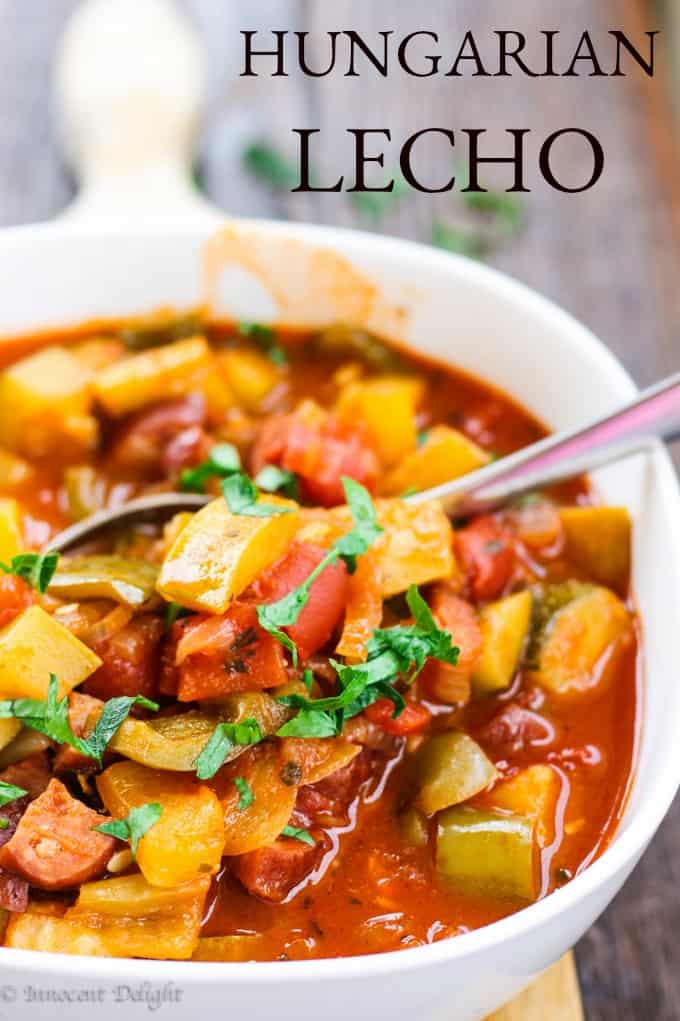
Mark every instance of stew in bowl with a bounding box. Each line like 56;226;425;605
0;314;637;962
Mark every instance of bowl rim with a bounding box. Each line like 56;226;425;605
0;218;678;983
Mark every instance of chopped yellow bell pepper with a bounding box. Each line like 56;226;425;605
0;498;23;563
559;506;631;591
193;934;265;962
0;605;102;700
381;425;491;496
94;336;213;416
0;719;21;752
486;765;560;849
157;495;299;613
299;498;454;598
97;761;225;887
532;584;633;697
48;555;158;607
211;743;297;856
335;377;423;466
219;349;281;411
472;590;533;696
52;873;209;959
0;346;97;457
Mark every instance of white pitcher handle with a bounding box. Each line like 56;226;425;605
53;0;222;227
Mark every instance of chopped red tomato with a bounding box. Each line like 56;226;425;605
83;615;164;701
251;542;349;661
454;516;515;602
251;411;378;507
0;575;35;630
419;584;482;705
170;602;288;702
364;698;431;736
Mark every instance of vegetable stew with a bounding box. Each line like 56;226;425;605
0;314;638;961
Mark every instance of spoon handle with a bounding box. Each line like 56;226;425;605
409;372;680;516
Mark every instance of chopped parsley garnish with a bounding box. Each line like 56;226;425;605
180;443;241;492
257;477;383;665
165;601;191;630
234;777;255;812
0;780;27;808
277;585;459;737
255;465;299;500
237;320;288;366
0;675;158;766
221;472;292;518
94;802;163;857
0;551;59;594
242;143;298;191
281;825;315;846
194;718;263;780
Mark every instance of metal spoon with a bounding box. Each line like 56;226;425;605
47;372;680;553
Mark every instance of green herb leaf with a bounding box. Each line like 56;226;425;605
86;694;159;764
180;443;241;493
277;707;337;739
277;585;458;734
94;802;163;857
234;777;255;812
431;222;491;260
194;718;263;780
221;472;291;518
0;676;158;766
255;465;299;499
0;780;27;808
238;321;288;366
243;143;299;190
302;668;313;692
281;825;315;846
0;552;59;594
165;601;191;630
462;189;524;235
349;174;409;221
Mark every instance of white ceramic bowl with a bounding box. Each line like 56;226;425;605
0;219;678;1021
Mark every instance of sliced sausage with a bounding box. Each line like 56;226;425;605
0;872;28;912
295;750;373;828
0;753;51;801
232;832;328;903
0;779;116;890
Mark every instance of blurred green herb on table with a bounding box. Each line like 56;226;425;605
240;140;525;259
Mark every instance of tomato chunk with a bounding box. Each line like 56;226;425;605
454;517;515;602
171;602;288;701
252;411;378;507
364;698;431;736
252;542;349;661
419;584;481;704
0;779;115;890
83;615;164;701
0;575;35;630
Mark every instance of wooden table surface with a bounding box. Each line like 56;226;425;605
0;0;678;1016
